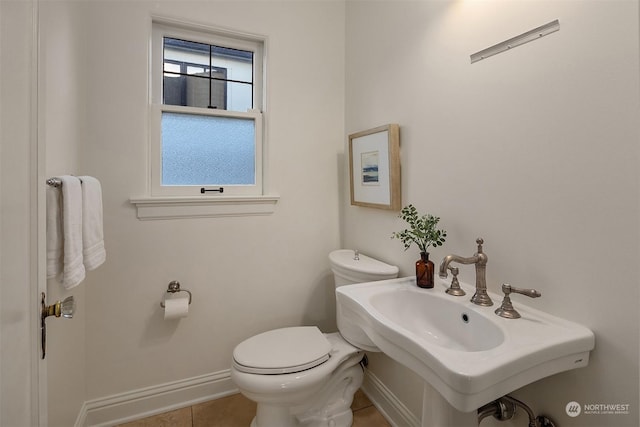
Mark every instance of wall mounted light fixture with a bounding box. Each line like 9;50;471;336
470;19;560;64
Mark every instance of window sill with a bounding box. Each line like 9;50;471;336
129;195;279;220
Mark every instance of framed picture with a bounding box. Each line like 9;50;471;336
348;124;401;210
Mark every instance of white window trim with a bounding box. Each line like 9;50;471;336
129;194;279;220
130;17;278;219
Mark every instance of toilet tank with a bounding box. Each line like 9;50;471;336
329;249;399;287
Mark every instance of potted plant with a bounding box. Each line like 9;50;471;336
391;204;446;288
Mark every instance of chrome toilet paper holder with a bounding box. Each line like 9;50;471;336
160;280;192;308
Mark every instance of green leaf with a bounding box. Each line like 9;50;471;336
392;204;447;252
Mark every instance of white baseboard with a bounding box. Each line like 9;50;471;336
361;369;421;427
76;367;419;427
77;370;236;427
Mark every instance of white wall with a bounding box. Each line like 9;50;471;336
344;1;639;426
68;0;346;404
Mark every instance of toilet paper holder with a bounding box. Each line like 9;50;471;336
160;280;192;308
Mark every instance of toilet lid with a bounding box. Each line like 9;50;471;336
233;326;332;375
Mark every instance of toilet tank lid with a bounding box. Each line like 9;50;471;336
329;249;399;276
233;326;331;374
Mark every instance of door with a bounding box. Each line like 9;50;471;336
0;0;46;425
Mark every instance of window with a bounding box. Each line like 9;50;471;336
132;20;276;219
150;21;264;197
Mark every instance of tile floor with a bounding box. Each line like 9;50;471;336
117;389;391;427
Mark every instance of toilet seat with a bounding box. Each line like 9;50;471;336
233;326;332;375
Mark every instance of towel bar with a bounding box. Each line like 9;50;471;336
46;176;84;187
46;178;62;187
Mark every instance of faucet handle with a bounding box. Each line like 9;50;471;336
445;267;466;296
501;283;541;299
495;283;541;319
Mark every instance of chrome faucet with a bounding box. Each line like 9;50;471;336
438;238;493;306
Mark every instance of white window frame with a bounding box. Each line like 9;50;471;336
131;18;278;219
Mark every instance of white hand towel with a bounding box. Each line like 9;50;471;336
46;185;63;279
60;175;86;289
78;176;106;271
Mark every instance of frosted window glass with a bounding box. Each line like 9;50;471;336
162;112;255;186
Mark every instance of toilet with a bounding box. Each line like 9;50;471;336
230;249;399;427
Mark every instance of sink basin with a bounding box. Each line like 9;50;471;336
369;290;504;352
336;277;595;412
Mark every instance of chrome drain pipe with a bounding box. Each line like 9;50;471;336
478;395;557;427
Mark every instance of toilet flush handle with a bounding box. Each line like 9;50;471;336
353;250;360;261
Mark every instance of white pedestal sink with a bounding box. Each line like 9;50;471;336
336;277;595;425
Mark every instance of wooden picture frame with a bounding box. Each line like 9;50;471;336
348;124;401;210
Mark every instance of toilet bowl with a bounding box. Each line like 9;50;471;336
230;249;398;427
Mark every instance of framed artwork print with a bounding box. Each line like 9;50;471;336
348;124;401;210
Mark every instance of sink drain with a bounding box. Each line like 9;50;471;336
461;313;470;323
